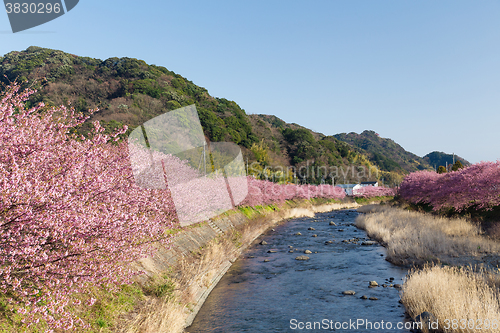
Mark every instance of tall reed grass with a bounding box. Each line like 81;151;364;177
402;265;500;333
355;207;500;265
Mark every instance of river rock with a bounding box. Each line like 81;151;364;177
362;241;377;246
369;297;378;301
394;284;402;289
312;234;317;237
295;255;310;260
329;221;336;226
360;295;368;299
325;240;333;244
308;227;315;230
260;240;268;245
289;250;294;253
264;259;270;262
304;250;312;254
415;312;438;332
369;281;378;287
343;290;356;295
338;229;344;232
295;232;302;236
267;250;277;253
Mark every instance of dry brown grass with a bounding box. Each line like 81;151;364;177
119;234;239;333
402;265;500;333
118;297;186;333
355;207;500;265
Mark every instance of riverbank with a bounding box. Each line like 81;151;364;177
117;198;362;333
356;206;500;333
356;205;500;269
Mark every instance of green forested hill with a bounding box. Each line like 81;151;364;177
334;130;433;173
0;46;458;186
423;151;470;169
0;46;258;149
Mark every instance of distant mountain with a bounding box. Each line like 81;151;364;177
334;130;433;173
423;151;470;169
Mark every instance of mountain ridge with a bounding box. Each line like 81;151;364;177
0;46;467;185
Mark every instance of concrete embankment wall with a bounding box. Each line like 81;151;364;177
133;200;361;330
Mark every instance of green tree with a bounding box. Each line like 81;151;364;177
437;165;447;174
451;160;463;171
250;140;269;165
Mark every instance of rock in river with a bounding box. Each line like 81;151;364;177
415;311;438;332
343;290;356;295
295;255;310;261
260;240;268;245
304;250;312;254
369;281;378;287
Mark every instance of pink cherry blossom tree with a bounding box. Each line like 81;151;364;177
0;83;177;329
399;162;500;212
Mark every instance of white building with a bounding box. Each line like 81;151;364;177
336;184;362;196
360;181;378;187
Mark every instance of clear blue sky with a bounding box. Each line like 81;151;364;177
1;1;499;163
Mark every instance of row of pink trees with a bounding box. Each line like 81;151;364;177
353;185;395;198
0;83;178;330
399;161;500;212
240;177;346;207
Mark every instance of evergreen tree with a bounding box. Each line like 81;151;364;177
451;160;463;171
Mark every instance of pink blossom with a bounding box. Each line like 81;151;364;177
399;162;500;212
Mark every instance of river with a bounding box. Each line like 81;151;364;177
186;209;413;332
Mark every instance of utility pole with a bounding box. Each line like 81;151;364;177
203;141;206;175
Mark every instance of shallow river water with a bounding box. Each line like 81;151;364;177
186;209;413;332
